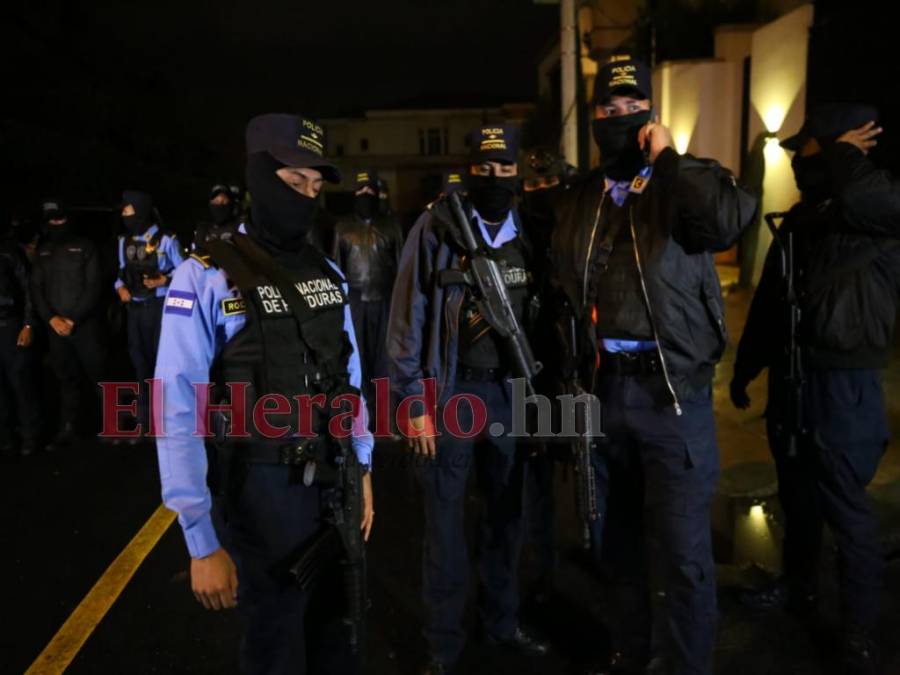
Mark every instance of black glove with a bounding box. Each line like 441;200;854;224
729;378;751;410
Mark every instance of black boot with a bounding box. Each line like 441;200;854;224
19;438;43;457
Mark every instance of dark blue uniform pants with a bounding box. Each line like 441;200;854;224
593;374;719;675
221;463;358;675
417;378;525;665
347;292;389;422
127;297;163;426
770;369;887;632
0;322;41;444
48;317;105;428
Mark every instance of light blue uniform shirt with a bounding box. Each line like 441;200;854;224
114;225;185;300
155;250;374;559
601;166;657;354
472;207;517;247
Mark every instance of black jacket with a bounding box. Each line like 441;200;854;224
332;215;402;302
551;147;758;406
0;236;33;325
735;143;900;387
31;231;103;324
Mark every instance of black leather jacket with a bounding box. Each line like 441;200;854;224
332;215;402;302
551;147;758;407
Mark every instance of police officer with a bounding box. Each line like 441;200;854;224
549;57;756;675
156;113;374;675
332;169;402;422
0;209;41;456
193;183;245;249
388;123;549;675
731;104;899;675
30;199;106;450
115;190;183;432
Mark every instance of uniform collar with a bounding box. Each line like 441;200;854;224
604;166;653;206
140;224;159;240
471;208;517;248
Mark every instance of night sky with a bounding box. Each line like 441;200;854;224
2;1;558;218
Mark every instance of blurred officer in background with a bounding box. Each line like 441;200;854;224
193;183;245;249
332;169;402;423
31;199;105;450
115;190;183;434
732;104;900;675
0;207;41;456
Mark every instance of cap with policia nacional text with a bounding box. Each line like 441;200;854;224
442;170;465;195
245;113;341;184
593;55;652;104
780;103;880;151
41;199;66;221
355;169;379;190
467;124;520;164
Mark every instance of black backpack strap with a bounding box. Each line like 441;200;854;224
202;237;258;289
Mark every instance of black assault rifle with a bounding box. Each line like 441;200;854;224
568;315;601;549
765;211;804;459
287;435;367;654
438;192;543;395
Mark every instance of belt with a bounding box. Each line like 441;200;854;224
239;439;323;465
457;364;508;382
598;349;663;376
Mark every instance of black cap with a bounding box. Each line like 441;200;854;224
41;198;66;221
209;183;231;200
594;56;652;104
780;103;879;151
442;170;465;194
354;169;379;190
467;124;520;164
245;113;341;184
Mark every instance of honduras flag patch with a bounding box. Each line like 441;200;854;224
165;289;196;316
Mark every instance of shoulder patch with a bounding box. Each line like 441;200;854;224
164;289;196;316
190;253;211;269
221;297;246;316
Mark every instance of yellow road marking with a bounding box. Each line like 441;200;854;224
26;504;176;675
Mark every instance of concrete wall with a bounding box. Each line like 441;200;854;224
654;59;744;174
744;3;814;284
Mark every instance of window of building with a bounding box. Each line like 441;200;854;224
335;144;345;157
426;128;442;156
360;138;369;152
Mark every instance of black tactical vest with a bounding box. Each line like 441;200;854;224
589;200;654;341
457;234;532;370
122;231;162;299
204;235;353;446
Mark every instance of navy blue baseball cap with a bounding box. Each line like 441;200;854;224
442;170;465;194
354;169;379;190
467;124;520;164
781;103;880;151
594;56;652;104
245;113;341;184
41;199;66;221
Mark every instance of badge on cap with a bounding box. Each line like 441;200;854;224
480;128;508;153
356;172;371;184
297;118;325;158
447;173;462;184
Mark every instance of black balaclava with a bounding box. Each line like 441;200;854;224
791;151;830;204
122;190;154;236
245;151;319;253
209;199;233;226
592;109;652;181
467;174;518;223
354;191;379;221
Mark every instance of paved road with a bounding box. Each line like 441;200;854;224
3;288;899;674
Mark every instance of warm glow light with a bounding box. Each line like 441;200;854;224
763;136;784;165
674;131;691;155
762;104;787;134
749;504;765;520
